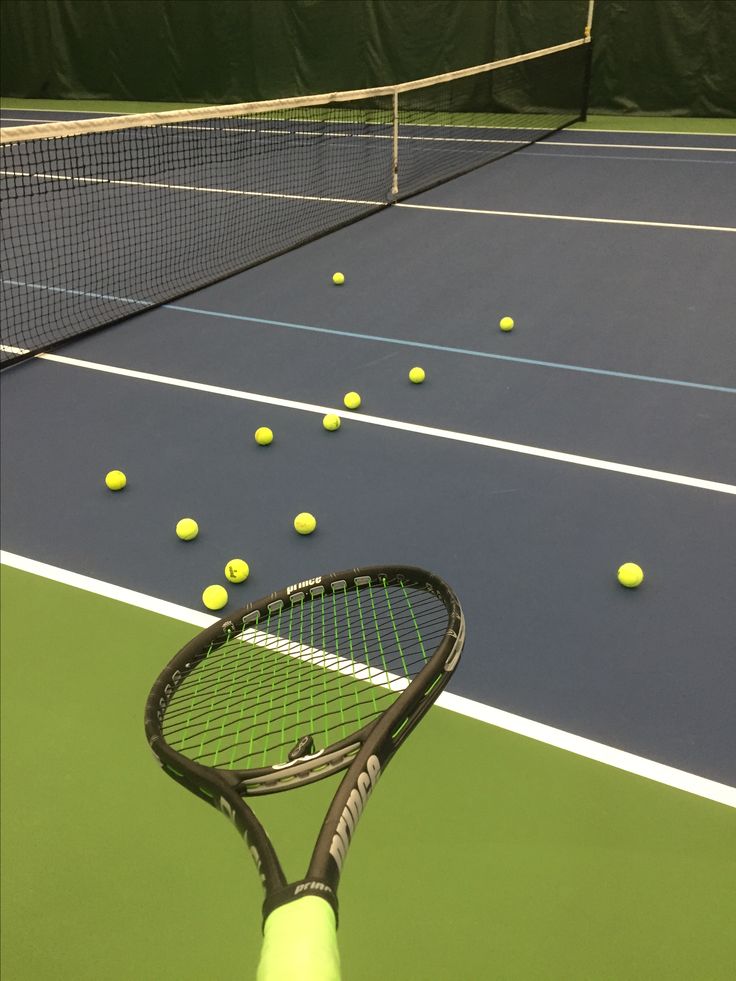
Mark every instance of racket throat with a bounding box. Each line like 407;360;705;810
287;734;316;762
262;879;339;925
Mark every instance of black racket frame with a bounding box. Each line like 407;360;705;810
144;565;464;921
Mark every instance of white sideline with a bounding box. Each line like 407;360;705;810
397;202;736;234
2;548;734;809
16;353;736;496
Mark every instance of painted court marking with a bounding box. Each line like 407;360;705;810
169;305;736;395
24;352;736;496
397;201;736;234
4;297;736;394
531;150;736;167
2;549;734;809
544;140;736;153
0;169;384;209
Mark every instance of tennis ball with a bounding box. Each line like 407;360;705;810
323;414;341;431
176;518;199;541
343;391;361;410
105;470;127;491
617;563;644;588
202;584;228;610
332;272;345;285
499;316;515;332
254;427;273;446
294;512;317;535
225;559;250;583
409;366;426;384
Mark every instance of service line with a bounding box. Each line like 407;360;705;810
34;352;736;496
2;548;734;809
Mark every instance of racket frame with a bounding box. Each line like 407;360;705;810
144;565;464;922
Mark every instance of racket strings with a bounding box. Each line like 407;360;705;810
164;603;446;716
167;613;443;757
161;579;448;769
164;601;446;723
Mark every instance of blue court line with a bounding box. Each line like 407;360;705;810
5;278;735;393
4;279;148;306
529;150;736;166
169;303;736;394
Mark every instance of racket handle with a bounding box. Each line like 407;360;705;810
256;895;341;981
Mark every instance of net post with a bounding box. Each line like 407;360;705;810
580;40;593;122
585;0;596;38
581;1;595;122
1;39;592;366
391;91;399;198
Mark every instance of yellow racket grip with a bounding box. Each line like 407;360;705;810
256;895;341;981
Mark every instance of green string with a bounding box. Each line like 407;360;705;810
354;582;379;715
332;589;346;738
342;585;365;729
381;577;411;679
197;637;232;762
398;580;429;663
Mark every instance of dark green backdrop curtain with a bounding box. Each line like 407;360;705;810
1;0;734;116
592;0;735;115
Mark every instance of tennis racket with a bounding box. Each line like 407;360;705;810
144;565;464;980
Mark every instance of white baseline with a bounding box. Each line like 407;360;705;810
1;549;734;809
26;353;736;496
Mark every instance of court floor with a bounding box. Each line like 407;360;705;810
1;107;735;979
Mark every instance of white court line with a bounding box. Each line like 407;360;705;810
543;140;736;153
0;550;210;628
2;109;734;140
0;169;383;208
2;548;734;809
438;691;736;808
0;107;201;116
239;629;410;694
4;108;734;136
31;353;736;496
572;126;736;138
397;202;736;233
2;114;733;152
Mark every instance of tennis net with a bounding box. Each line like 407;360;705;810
0;38;591;366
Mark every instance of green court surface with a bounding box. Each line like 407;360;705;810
1;565;734;980
2;99;735;135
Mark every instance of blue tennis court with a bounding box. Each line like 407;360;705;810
3;106;734;796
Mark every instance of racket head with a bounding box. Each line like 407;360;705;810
144;564;464;929
145;566;463;797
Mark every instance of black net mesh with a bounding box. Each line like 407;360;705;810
0;41;590;365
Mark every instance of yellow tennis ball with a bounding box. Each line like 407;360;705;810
202;584;228;610
176;518;199;541
254;427;273;446
617;563;644;588
322;414;341;431
499;316;515;332
343;391;361;410
332;272;345;285
294;512;317;535
105;469;127;491
409;366;426;384
225;559;249;583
